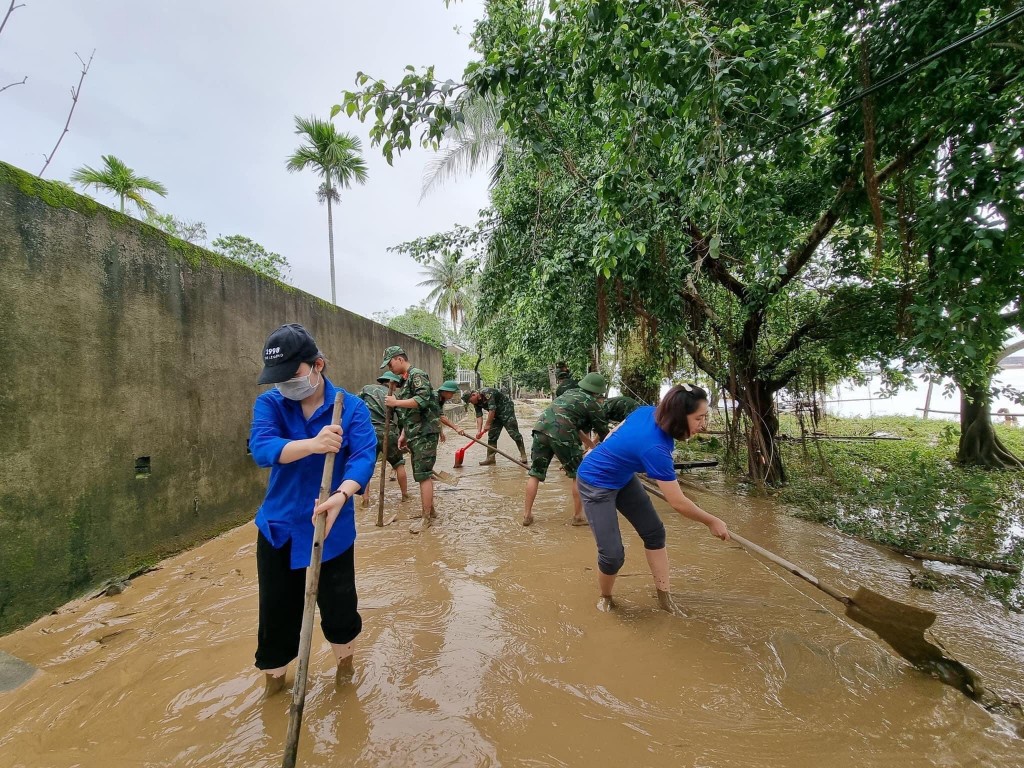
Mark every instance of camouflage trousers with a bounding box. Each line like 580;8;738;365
375;427;405;470
488;411;524;449
528;430;584;482
407;432;439;482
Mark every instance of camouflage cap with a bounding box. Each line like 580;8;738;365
462;390;476;404
379;345;407;369
438;380;460;393
377;371;403;385
578;372;607;395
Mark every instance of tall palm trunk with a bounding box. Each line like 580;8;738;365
119;194;125;214
326;174;337;305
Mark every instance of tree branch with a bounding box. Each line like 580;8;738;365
999;306;1021;331
0;0;26;39
775;135;933;296
0;75;26;93
1000;338;1024;361
684;219;746;299
38;49;93;178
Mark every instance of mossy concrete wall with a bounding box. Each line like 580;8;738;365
0;161;441;633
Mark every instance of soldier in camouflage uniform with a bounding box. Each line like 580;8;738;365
464;386;528;465
381;346;442;527
554;361;580;398
603;395;641;425
357;371;409;506
523;372;609;527
381;347;468;528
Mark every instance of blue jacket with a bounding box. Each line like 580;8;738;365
249;377;377;568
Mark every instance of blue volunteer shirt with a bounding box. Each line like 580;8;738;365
249;377;377;569
576;406;676;489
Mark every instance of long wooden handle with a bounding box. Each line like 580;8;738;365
376;382;396;527
282;392;344;768
462;433;529;470
638;477;851;606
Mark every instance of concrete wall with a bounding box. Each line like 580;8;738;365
0;161;441;633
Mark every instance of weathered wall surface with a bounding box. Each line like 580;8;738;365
0;162;441;633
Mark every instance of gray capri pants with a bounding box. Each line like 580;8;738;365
577;476;667;575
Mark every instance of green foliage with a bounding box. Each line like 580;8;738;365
145;212;207;245
70;154;167;216
341;0;1024;483
387;305;448;349
210;235;291;283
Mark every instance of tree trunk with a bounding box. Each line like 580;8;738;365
326;177;337;305
744;381;787;486
956;376;1023;469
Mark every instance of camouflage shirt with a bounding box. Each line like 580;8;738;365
472;387;513;420
603;396;641;424
534;387;608;442
555;378;579;397
396;367;440;437
358;384;400;429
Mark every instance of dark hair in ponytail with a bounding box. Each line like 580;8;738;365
654;383;709;439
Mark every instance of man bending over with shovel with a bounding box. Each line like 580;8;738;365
523;373;610;527
249;324;378;696
464;386;528;465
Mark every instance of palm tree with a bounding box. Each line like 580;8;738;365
70;155;167;216
418;252;473;331
420;93;506;200
286;116;368;305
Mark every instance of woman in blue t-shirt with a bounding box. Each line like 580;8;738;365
576;384;729;612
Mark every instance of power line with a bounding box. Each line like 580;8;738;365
735;5;1024;159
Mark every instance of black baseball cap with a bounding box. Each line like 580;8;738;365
257;323;320;384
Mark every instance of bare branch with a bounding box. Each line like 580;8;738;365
0;1;26;40
0;75;26;93
38;49;94;178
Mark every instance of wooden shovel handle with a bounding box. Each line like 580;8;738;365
376;381;396;527
283;392;344;768
638;477;851;606
461;433;529;470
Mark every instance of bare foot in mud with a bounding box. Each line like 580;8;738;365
522;514;534;527
657;589;687;616
570;516;589;526
429;505;438;519
334;656;355;688
597;596;616;612
263;673;287;700
401;494;411;502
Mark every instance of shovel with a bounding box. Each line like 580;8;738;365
458;432;529;470
398;445;460;486
282;392;344;768
454;430;486;468
639;479;986;703
376;381;396;527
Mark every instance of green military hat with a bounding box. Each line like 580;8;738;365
377;371;403;385
579;372;607;395
438;380;460;393
379;345;406;369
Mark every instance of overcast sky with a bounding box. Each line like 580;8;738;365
0;0;489;319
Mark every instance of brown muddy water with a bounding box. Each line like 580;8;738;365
1;413;1022;767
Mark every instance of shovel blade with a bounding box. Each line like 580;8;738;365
846;587;985;701
454;449;465;468
432;469;459;486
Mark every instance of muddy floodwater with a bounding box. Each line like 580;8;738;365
2;413;1022;767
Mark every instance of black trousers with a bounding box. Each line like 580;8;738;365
254;531;362;670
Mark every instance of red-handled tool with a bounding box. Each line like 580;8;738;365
453;430;486;468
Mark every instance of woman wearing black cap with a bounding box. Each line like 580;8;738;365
249;323;378;694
